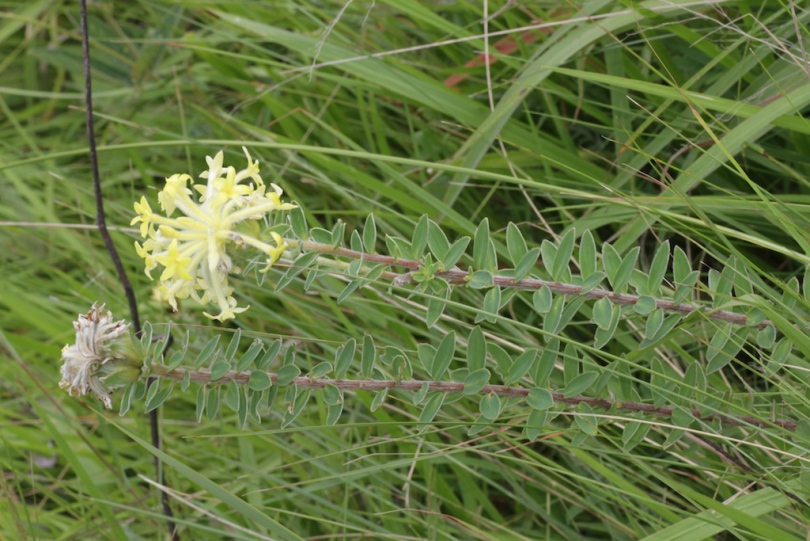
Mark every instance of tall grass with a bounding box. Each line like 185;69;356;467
1;1;809;539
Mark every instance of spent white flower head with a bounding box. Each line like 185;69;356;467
60;303;136;410
132;147;296;321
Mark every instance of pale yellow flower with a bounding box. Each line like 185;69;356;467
132;148;296;321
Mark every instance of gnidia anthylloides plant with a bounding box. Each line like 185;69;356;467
63;149;809;450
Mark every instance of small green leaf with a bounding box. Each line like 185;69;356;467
602;243;621;288
337;280;362;303
563;372;598;398
361;334;376;378
473;218;495;271
308;362;333;379
206;387;220;420
671;407;694;428
621;421;651;451
552;229;576;281
771;337;792;365
427;219;450;261
489;343;513;381
514;247;541;281
463;368;491;394
645;309;665;340
411;214;429;260
194;335;220;369
430;332;456;380
526;388;553;410
707;327;745;374
351;230;364;257
145;382;173;413
466;326;486;373
757;325;776;349
477;287;501;324
592;297;613;330
282;389;310;428
224;329;242;363
165;350;186;371
540;240;557;277
139;322;153;357
533;339;558;386
633;295;657;315
323;384;343;406
468;415;488;436
563;343;579;385
479;392;502;420
418;392;445;425
195;385;206;423
224;379;241;412
326;402;343;425
235;340;264;372
506;222;528;265
707;326;731;363
533;286;553;314
276;251;320;292
119;383;136;416
370;389;388;412
574;404;598;436
580;271;604;294
616;247;639;292
256;340;281;371
426;291;448;328
543;295;565;334
334;338;356;379
417;343;436;375
468;270;493;289
673;246;691;283
310;227;332;244
330;220;345;248
289;204;308;239
663;429;684;448
647;241;670;295
505;349;537;386
210;360;232;381
524;408;548;440
443;236;470;269
249;371;272;391
363;214;377;253
413;382;431;405
579;230;596;278
277;364;301;385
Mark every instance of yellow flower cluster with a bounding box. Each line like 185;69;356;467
132;148;296;321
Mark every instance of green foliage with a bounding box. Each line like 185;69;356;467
6;1;810;539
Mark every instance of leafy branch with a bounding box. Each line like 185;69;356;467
284;238;774;329
152;364;799;432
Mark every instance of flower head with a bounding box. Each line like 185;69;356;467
132;148;296;321
60;303;139;409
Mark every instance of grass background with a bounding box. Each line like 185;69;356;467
1;0;810;539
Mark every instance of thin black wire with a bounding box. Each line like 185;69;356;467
79;1;178;538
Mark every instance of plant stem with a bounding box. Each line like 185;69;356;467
284;239;772;329
153;365;797;431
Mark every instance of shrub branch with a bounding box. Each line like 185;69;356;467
286;239;772;329
153;365;798;431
